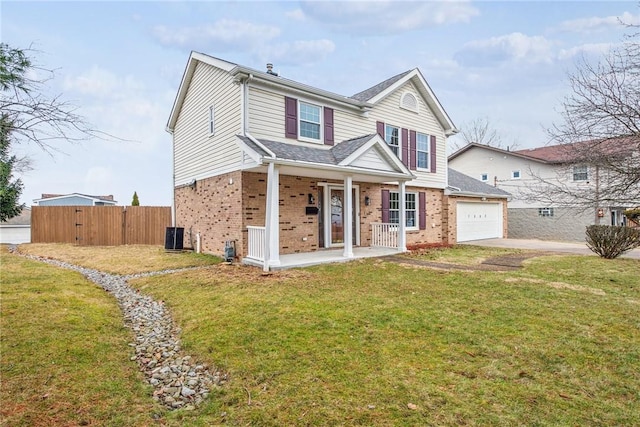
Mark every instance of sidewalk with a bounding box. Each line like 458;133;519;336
461;238;640;260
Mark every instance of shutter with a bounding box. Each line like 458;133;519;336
419;192;426;230
401;128;409;167
381;189;390;223
376;121;385;137
430;135;437;173
409;130;417;170
285;96;297;139
324;107;334;146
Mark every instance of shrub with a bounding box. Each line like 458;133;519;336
585;225;640;259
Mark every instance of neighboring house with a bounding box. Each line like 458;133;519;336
445;169;511;242
167;52;499;269
0;207;31;244
448;142;636;241
33;193;118;206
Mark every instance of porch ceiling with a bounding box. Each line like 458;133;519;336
242;162;409;183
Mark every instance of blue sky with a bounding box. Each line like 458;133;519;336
2;1;637;206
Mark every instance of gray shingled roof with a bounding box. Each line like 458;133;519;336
448;168;510;198
350;70;413;102
237;134;378;165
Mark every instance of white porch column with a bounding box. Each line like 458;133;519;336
398;181;407;252
343;175;354;258
264;162;280;270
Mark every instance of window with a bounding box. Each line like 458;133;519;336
299;101;321;141
538;207;554;217
400;92;419;112
208;105;215;135
573;165;588;181
416;133;430;169
389;192;417;228
512;170;521;179
385;124;400;157
481;173;488;182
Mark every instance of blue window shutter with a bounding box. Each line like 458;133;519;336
324;107;334;145
401;128;409;167
430;135;437;173
376;121;385;137
381;189;390;223
419;192;426;230
285;96;297;139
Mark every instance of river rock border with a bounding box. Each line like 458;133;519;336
13;248;226;411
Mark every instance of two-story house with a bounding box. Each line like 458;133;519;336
167;52;506;270
449;142;636;241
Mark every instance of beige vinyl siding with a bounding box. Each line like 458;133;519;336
173;62;242;185
247;86;285;141
351;147;396;172
368;81;447;189
333;109;370;142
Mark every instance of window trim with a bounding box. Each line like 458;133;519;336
384;124;401;159
208;105;215;136
389;191;418;230
538;207;554;217
572;165;588;181
415;132;430;170
512;170;521;179
481;173;488;182
399;91;419;113
298;100;323;143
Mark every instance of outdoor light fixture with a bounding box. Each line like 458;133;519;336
365;196;371;206
308;193;315;205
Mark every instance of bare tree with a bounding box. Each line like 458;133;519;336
450;117;516;153
1;43;106;153
526;22;640;210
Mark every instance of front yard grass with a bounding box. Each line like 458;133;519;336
0;246;159;426
3;244;639;426
404;245;528;265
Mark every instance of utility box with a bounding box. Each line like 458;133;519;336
224;240;236;262
165;227;184;250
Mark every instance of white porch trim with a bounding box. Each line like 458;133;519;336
398;181;407;252
264;162;280;271
343;175;354;258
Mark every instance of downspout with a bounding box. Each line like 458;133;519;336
242;73;276;158
167;126;176;227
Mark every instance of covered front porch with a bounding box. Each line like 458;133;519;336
236;133;415;271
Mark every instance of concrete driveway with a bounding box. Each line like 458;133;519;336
461;238;640;260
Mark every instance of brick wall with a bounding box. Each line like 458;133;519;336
175;171;244;257
508;207;591;242
176;171;449;259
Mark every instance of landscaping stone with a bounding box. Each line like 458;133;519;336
13;248;226;411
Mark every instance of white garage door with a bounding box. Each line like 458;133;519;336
457;202;503;242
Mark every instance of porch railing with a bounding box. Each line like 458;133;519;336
247;226;266;261
371;222;398;248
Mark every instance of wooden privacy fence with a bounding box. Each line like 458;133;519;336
31;206;172;246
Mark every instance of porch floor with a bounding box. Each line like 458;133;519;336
245;246;401;270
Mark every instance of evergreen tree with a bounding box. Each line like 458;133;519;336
0;116;24;221
131;191;140;206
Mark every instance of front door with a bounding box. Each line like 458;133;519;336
323;185;359;247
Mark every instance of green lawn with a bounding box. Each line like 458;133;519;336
2;245;639;426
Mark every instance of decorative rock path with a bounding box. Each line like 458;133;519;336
12;248;226;411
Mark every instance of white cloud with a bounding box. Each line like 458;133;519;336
258;39;336;66
299;1;479;35
556;11;640;33
63;66;142;99
454;33;554;67
151;19;280;51
557;42;613;60
286;8;306;21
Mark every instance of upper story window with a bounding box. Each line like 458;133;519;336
538;207;554;217
400;92;419;113
573;165;588;181
299;101;321;141
389;191;417;229
385;124;400;157
416;132;430;169
512;170;521;179
481;173;488;182
208;105;215;135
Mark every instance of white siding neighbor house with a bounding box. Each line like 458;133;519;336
167;52;507;269
34;193;118;206
449;143;637;241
